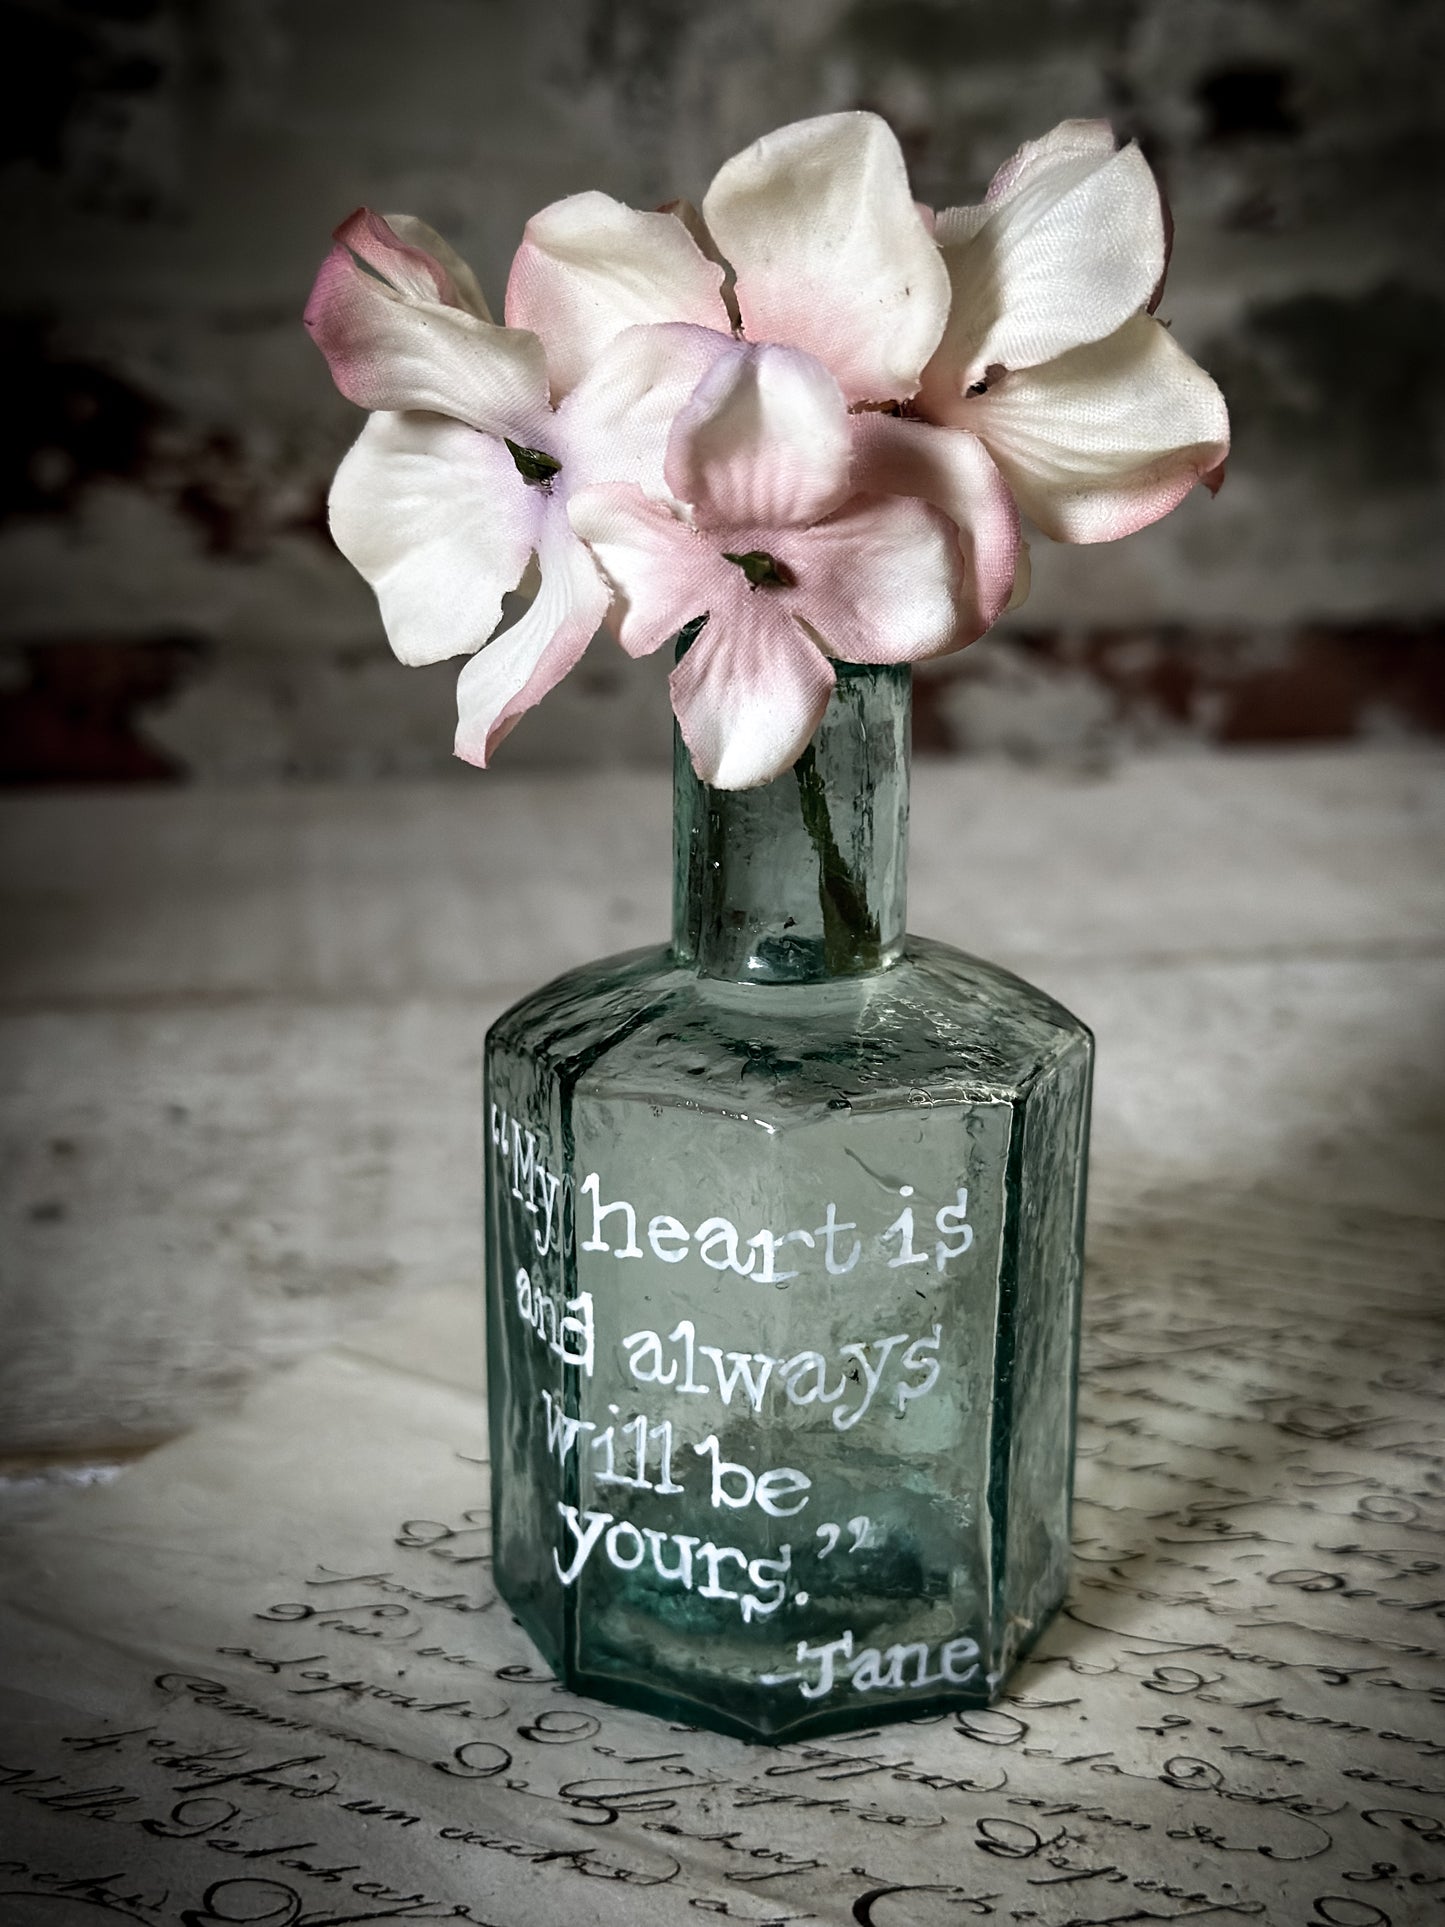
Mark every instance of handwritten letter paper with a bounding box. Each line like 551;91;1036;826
2;1202;1442;1927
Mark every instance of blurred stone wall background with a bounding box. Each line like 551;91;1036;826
1;0;1441;782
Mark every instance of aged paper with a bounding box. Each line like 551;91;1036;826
2;1197;1443;1927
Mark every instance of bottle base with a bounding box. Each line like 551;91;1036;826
498;1575;1067;1745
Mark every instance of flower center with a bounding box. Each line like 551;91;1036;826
721;549;795;589
505;439;562;488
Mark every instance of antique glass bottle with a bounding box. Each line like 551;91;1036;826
484;663;1091;1744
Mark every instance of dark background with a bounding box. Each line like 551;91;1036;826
2;0;1442;782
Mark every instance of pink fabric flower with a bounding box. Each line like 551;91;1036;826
914;120;1230;541
305;210;731;765
570;342;967;790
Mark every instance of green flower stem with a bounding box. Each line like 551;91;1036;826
793;743;881;973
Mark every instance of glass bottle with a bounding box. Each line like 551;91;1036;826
484;662;1092;1744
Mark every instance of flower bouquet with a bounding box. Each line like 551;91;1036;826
307;113;1226;1741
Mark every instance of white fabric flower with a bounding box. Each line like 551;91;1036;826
305;210;732;764
508;112;951;408
915;120;1230;541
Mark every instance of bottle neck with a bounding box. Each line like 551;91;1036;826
671;663;910;984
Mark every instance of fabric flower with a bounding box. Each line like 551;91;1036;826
914;120;1230;541
305;210;732;764
569;341;967;790
509;111;950;408
509;112;1021;636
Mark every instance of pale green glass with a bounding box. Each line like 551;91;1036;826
485;664;1091;1743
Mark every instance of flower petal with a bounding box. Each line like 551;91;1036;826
660;198;740;327
305;236;550;439
567;483;714;657
505;191;729;402
669;599;835;791
922;121;1165;397
329;412;541;665
850;412;1021;644
378;212;493;319
664;342;851;530
953;313;1231;542
332;208;462;306
947;118;1118;227
788;493;968;664
558;321;737;504
454;509;610;766
702;111;949;404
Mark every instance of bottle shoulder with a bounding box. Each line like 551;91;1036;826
488;942;678;1062
488;934;1090;1116
902;933;1091;1044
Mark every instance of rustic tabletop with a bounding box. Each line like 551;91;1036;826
2;747;1444;1923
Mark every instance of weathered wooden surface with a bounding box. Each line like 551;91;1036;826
2;749;1442;1458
